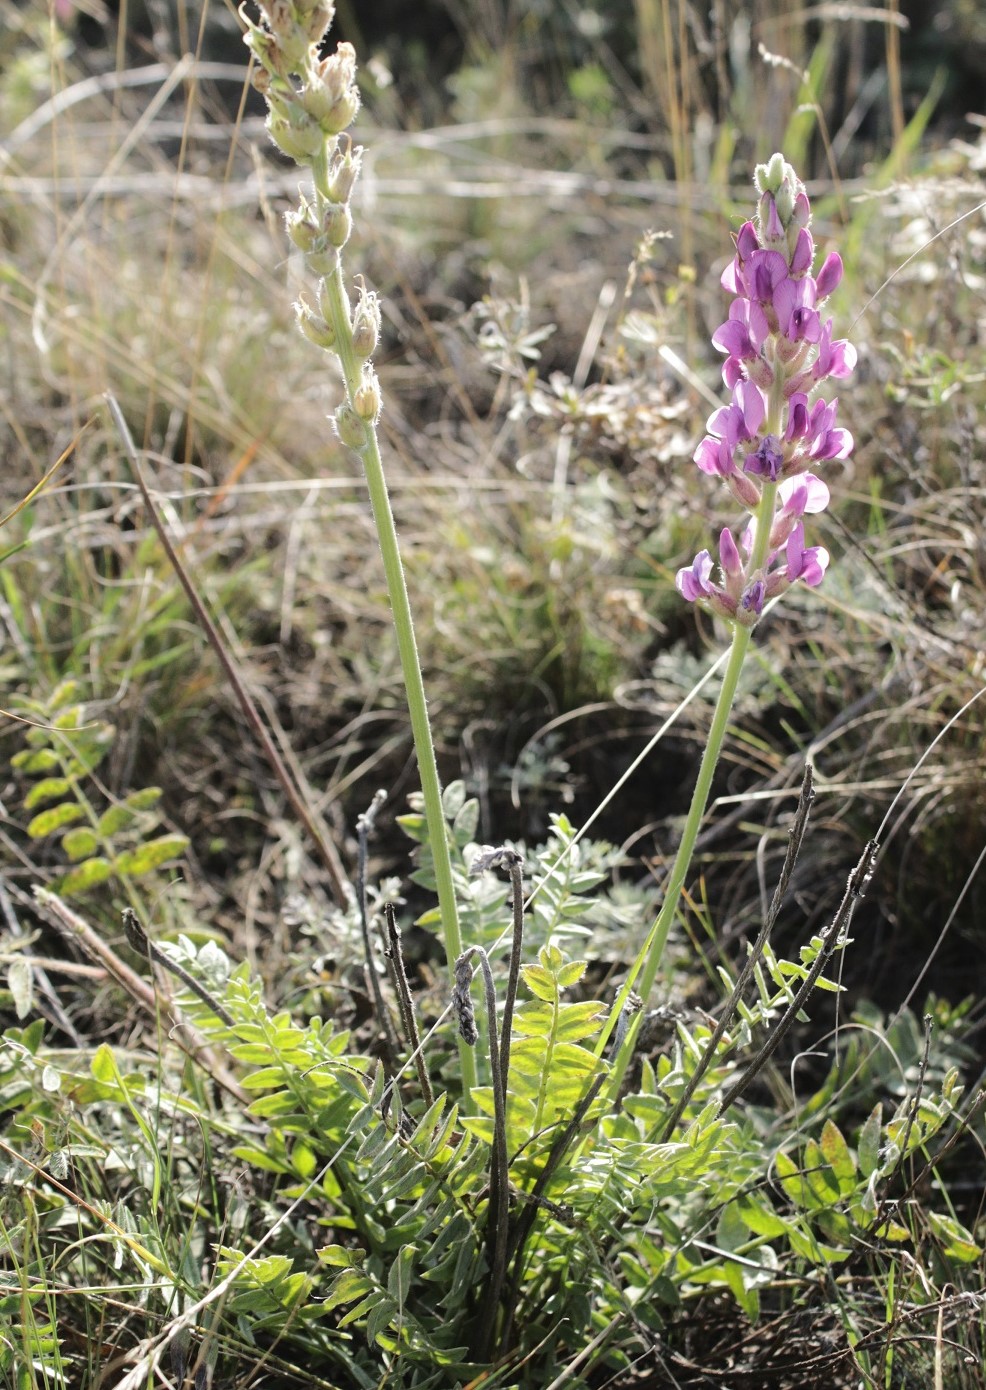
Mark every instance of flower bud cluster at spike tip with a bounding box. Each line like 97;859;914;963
241;2;360;163
676;155;855;628
244;2;386;456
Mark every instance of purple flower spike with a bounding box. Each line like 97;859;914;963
676;550;714;602
680;154;852;625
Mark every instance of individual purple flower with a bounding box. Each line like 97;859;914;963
814;319;856;380
815;252;844;298
806;398;853;461
745;434;785;482
712;298;769;363
784;523;829;587
740;579;766;617
718;526;743;581
676;550;715;603
773;275;820;345
768;474;829;548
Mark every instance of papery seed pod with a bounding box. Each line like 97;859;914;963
285;204;318;252
452;954;478;1046
322;201;352;248
334;403;368;450
295;298;336;349
327;141;362;204
267;109;324;161
299;0;334;44
322;89;361;135
352;368;381;423
317;275;347;324
304;242;340;276
351;286;381;358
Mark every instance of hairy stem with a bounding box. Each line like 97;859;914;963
318;260;476;1104
596;617;752;1081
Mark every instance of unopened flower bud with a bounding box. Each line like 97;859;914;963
755;151;786;195
719;527;743;580
323;88;361;135
774;177;795;228
815;252;843;298
334;403;368;450
352;367;381;423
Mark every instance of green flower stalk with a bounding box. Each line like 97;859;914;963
242;1;475;1099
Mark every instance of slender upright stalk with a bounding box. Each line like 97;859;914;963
242;2;476;1101
598;154;855;1075
595;618;750;1070
321;264;474;1100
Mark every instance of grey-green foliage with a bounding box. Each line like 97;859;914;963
399;779;655;956
2;791;980;1386
10;678;188;897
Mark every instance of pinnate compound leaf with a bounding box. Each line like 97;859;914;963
113;833;189;877
556;959;588;988
819;1119;856;1194
28;803;84;838
857;1103;882;1178
926;1211;982;1263
61;827;100;861
59;857;114;894
513;999;604;1042
520;964;558;1002
24;777;72;809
